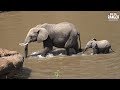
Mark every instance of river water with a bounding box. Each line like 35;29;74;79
0;11;120;79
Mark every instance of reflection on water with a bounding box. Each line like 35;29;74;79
0;11;120;79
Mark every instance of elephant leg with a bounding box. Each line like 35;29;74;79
104;48;109;54
93;48;99;54
65;37;74;55
73;42;79;54
41;36;53;57
65;48;70;55
41;47;53;57
65;30;77;48
65;38;72;48
93;44;100;54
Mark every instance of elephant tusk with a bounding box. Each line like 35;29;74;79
19;43;28;46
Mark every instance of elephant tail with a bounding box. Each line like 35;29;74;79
77;32;82;52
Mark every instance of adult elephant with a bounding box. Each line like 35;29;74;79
19;22;82;58
83;38;114;54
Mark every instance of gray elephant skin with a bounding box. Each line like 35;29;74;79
83;38;114;54
20;22;82;58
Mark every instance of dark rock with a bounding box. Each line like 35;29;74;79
0;48;24;79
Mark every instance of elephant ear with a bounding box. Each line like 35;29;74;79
93;43;98;49
37;28;49;43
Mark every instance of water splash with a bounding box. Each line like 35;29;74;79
81;54;86;56
29;48;94;60
46;53;54;58
38;55;46;58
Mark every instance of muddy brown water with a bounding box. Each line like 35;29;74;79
0;11;120;79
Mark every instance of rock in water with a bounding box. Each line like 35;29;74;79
0;48;24;79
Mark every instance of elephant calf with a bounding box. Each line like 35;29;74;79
19;22;82;58
83;38;114;54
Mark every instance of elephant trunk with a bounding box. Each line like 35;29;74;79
23;37;30;58
19;36;30;58
24;36;30;44
83;48;87;53
24;44;28;58
19;42;28;58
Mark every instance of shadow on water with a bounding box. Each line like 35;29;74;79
11;67;32;79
